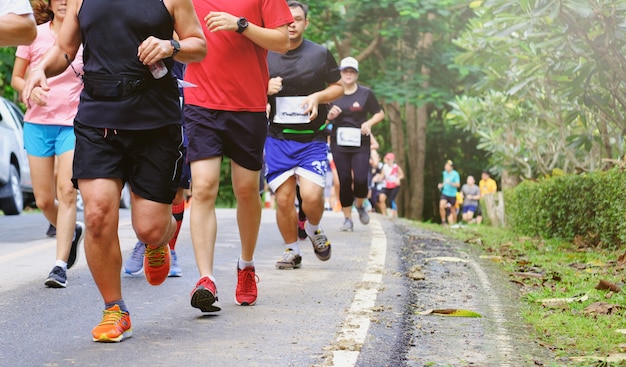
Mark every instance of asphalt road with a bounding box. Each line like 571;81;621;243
0;207;551;367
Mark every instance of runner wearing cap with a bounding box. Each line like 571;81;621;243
327;56;385;232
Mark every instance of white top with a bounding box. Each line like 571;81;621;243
0;0;33;15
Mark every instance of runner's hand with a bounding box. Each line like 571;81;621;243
327;105;342;120
268;77;283;95
22;69;49;108
205;12;238;33
302;93;320;121
138;37;171;66
361;121;371;136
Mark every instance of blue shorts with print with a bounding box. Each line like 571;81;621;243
264;137;328;192
23;122;76;157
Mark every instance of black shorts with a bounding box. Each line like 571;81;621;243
73;121;183;204
178;146;191;190
475;203;482;216
184;105;267;171
440;194;457;207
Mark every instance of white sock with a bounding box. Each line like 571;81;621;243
305;221;319;237
55;260;68;270
238;257;254;269
285;241;300;254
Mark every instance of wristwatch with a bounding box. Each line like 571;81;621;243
236;17;249;33
170;39;181;57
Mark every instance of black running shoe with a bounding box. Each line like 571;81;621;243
67;222;85;269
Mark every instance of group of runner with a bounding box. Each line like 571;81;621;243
13;0;388;343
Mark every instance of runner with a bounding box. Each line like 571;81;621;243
265;1;343;270
11;0;85;289
184;0;292;312
327;57;385;231
124;61;190;278
21;0;206;342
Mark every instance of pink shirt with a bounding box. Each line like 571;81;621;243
16;22;83;126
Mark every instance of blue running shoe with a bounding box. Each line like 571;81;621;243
124;241;145;274
168;250;182;277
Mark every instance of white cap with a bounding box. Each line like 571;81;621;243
339;57;359;72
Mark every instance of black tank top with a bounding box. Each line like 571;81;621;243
75;0;181;130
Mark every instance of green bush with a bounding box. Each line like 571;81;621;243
506;168;626;248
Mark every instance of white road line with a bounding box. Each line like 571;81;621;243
468;259;516;367
330;218;387;367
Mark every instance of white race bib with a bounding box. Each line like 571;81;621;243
274;97;310;124
336;127;362;147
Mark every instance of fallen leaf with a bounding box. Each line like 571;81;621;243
616;329;626;335
569;353;626;363
424;257;468;263
618;252;626;265
407;265;425;281
479;255;502;262
537;294;588;308
511;272;545;280
417;309;482;317
431;309;482;318
583;302;622;315
595;279;622;293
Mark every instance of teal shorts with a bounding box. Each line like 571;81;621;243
23;122;76;157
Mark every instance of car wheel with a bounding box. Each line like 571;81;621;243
120;183;131;209
0;165;24;215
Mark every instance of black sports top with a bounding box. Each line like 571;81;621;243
75;0;180;130
267;39;340;142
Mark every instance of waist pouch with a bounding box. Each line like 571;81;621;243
83;74;148;100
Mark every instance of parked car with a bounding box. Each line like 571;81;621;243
0;97;33;215
76;183;131;211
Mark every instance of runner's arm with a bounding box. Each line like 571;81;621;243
0;13;36;46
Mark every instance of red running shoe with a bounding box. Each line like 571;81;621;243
191;276;221;312
144;245;170;285
235;266;259;306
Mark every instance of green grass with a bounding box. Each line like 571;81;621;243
417;222;626;366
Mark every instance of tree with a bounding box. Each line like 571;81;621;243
451;0;626;181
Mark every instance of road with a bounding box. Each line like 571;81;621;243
0;208;550;367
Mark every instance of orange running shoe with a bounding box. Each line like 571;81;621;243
144;245;170;285
235;266;259;306
91;305;132;342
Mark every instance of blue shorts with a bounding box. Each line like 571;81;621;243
462;205;477;214
264;137;328;192
23;122;76;157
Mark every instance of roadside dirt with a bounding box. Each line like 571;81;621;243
396;221;554;367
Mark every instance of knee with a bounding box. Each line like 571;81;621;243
191;180;218;202
234;182;260;202
274;190;294;210
56;184;77;205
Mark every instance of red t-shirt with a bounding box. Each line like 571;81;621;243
185;0;293;112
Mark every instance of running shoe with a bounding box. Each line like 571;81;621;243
144;245;170;285
340;218;354;232
46;224;56;237
91;305;132;343
168;250;182;277
356;206;370;225
44;266;67;288
309;228;331;261
67;222;85;269
275;249;302;270
297;217;307;240
124;241;145;274
235;266;259;306
191;276;221;312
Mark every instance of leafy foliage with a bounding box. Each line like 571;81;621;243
506;168;626;248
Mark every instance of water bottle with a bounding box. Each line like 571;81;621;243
149;60;168;79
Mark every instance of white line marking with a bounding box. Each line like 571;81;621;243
468;259;516;366
330;218;387;366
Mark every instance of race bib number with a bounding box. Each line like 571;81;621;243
274;97;310;124
337;127;362;147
